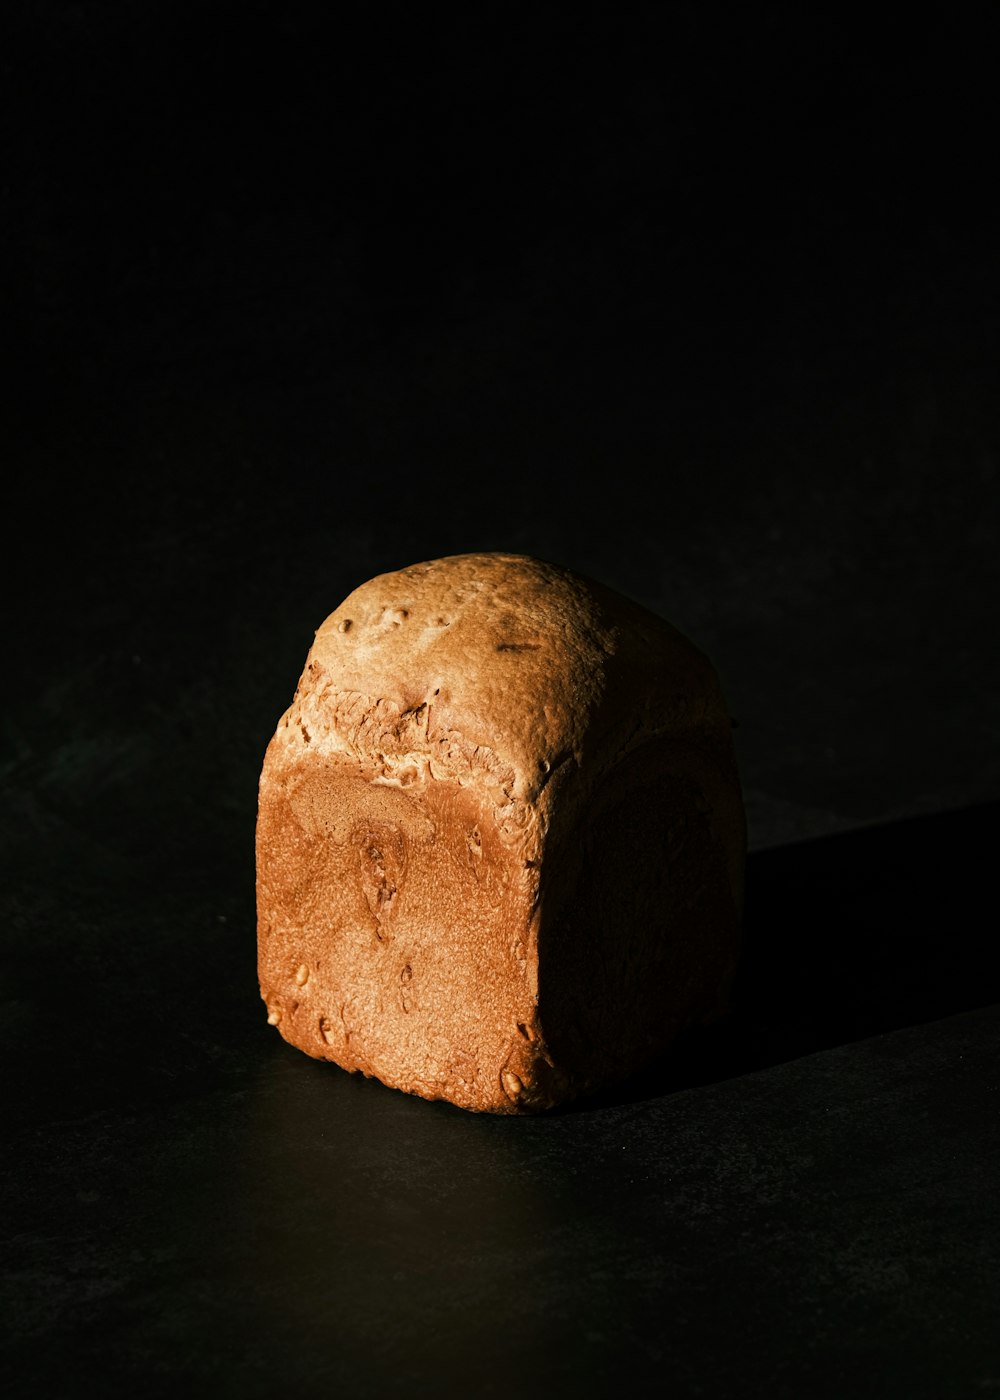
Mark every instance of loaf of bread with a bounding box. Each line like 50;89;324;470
256;553;745;1112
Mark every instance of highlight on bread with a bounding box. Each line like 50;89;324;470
256;552;745;1113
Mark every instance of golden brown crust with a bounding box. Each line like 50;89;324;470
256;553;745;1112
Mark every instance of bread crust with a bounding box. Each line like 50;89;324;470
256;553;745;1112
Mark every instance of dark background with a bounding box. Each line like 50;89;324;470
3;5;999;1395
5;5;999;855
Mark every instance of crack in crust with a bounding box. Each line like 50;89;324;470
277;685;539;846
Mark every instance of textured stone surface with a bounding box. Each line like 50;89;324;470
4;791;999;1396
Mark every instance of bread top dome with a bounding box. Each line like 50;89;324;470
297;553;729;811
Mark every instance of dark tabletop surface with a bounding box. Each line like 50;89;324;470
4;8;1000;1395
3;793;999;1396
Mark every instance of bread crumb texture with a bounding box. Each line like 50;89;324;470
256;553;745;1112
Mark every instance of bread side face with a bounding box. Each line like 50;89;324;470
256;552;745;1112
257;744;550;1111
534;738;745;1101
